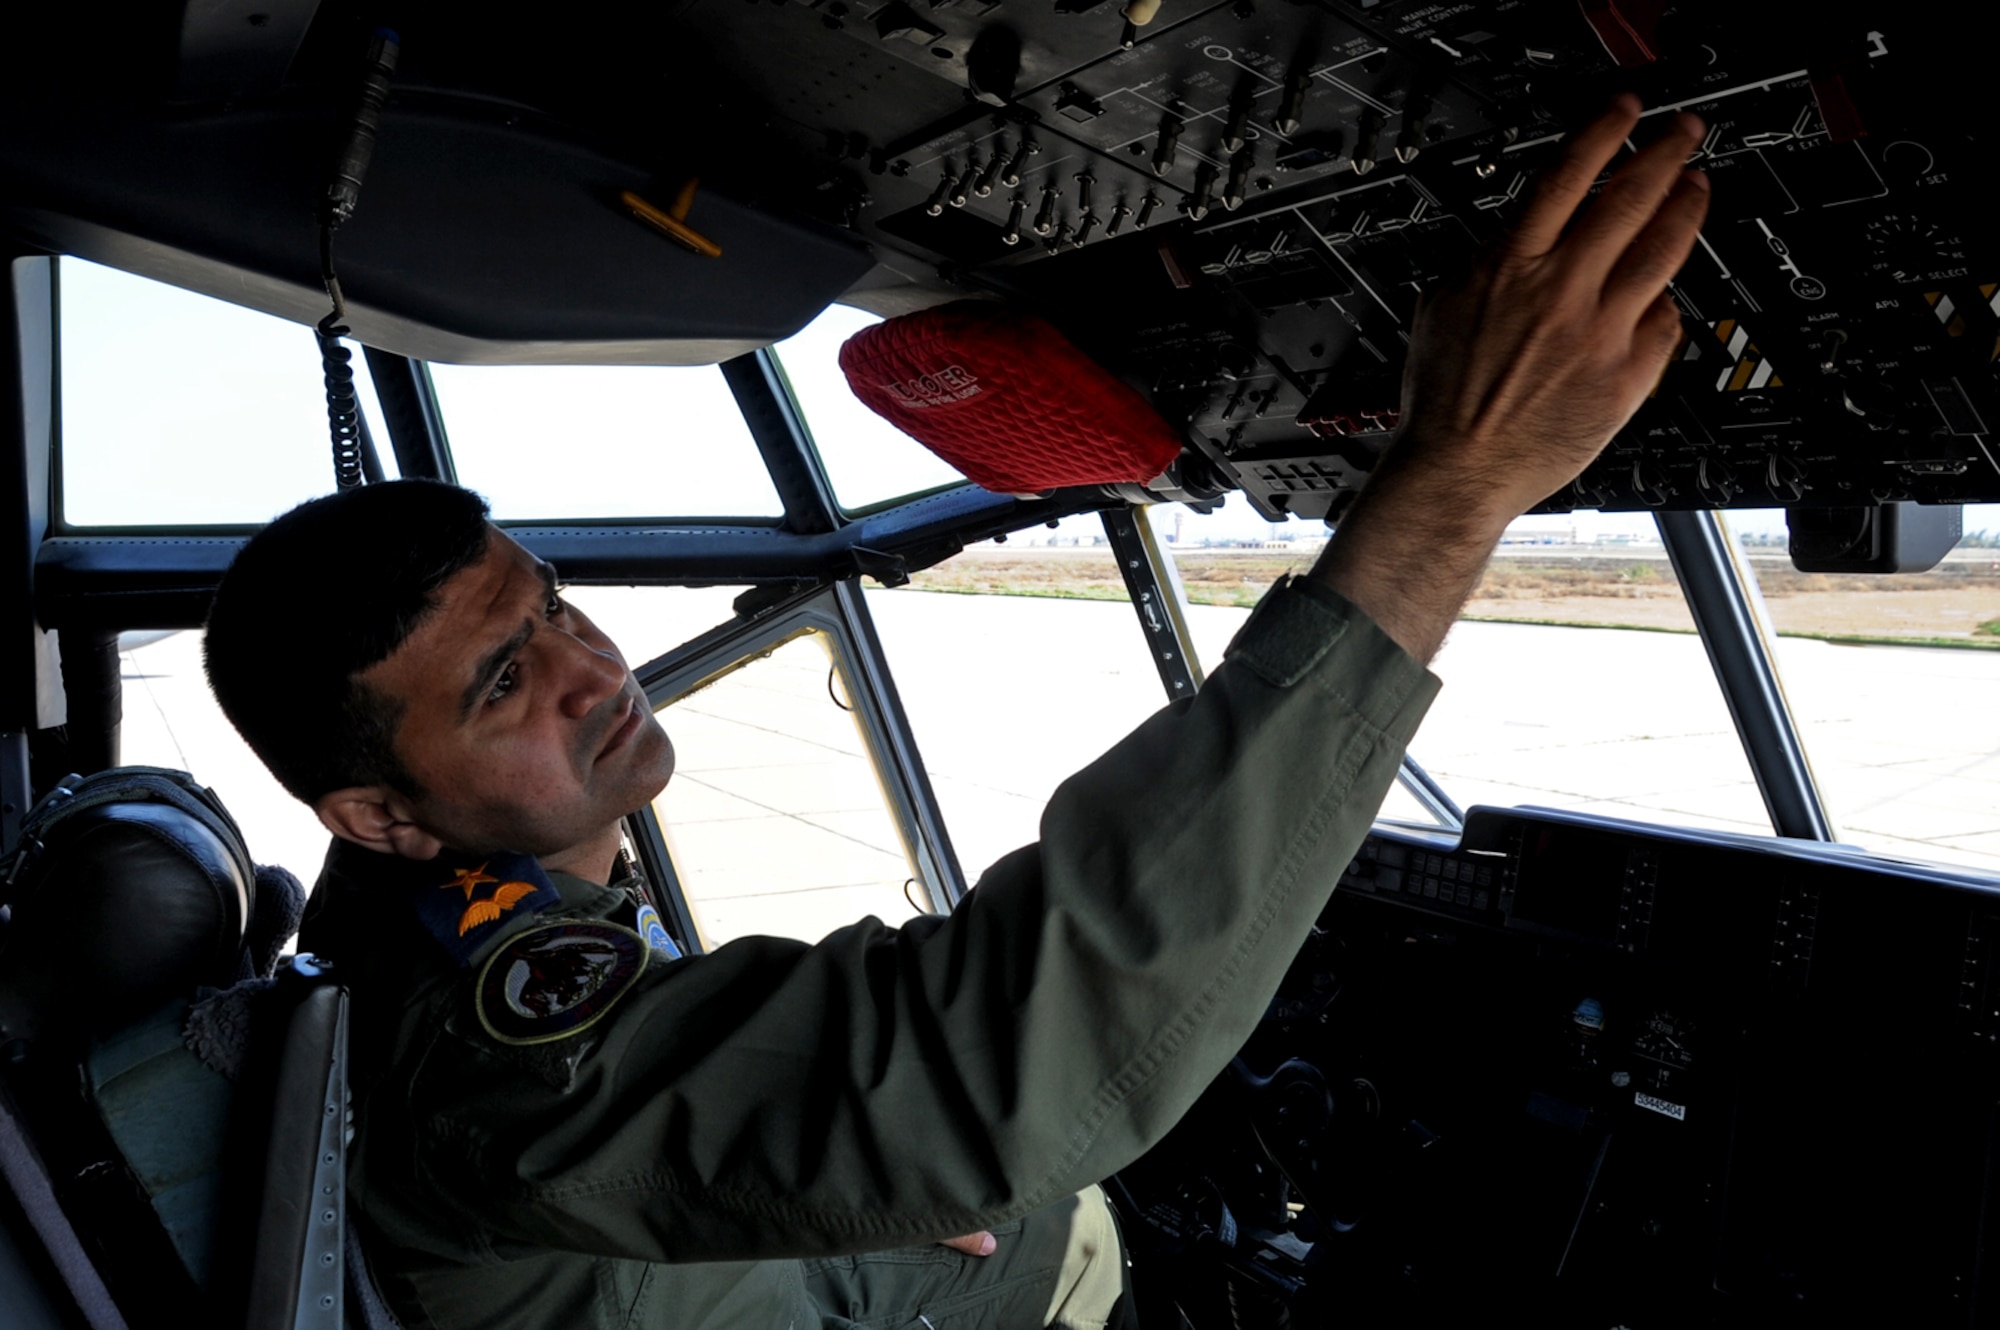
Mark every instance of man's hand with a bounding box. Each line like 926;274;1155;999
1311;96;1710;663
940;1230;997;1256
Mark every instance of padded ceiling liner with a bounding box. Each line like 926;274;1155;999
0;103;874;364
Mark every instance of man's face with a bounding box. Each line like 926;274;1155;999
358;526;675;859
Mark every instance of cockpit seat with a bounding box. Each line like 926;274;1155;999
0;768;391;1329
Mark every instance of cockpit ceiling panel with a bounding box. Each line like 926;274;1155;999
1;2;1995;505
0;105;875;365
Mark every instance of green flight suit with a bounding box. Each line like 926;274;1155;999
299;577;1438;1328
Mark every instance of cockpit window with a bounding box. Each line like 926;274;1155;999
1415;513;1771;836
427;362;783;521
1723;506;2000;874
768;303;968;512
57;257;395;527
867;572;1170;880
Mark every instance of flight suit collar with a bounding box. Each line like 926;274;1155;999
309;839;611;970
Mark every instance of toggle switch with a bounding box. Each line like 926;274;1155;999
1001;194;1027;245
1273;72;1310;136
1223;148;1253;210
1000;137;1040;188
1352;109;1383;175
1153;115;1184;176
924;169;954;216
949;158;978;207
973;145;1007;197
1222;100;1251;155
1034;182;1061;236
1185;162;1217;219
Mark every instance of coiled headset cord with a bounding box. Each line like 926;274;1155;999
317;28;400;490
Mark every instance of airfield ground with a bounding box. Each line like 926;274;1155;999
910;543;2000;645
120;545;2000;949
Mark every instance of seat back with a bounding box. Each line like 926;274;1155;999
0;767;254;1057
0;767;376;1329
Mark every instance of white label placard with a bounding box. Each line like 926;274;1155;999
1635;1091;1687;1121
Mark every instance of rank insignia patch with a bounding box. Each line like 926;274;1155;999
476;922;648;1046
409;850;563;967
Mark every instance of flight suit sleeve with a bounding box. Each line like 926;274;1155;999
374;577;1438;1266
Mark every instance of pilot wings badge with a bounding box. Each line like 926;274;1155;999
457;879;541;935
476;922;648;1045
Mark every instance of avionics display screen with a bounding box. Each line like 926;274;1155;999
1509;827;1631;945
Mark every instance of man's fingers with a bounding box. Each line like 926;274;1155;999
1601;169;1711;320
1507;93;1643;259
1560;113;1706;282
940;1231;997;1256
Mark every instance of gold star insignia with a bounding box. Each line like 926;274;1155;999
442;863;500;900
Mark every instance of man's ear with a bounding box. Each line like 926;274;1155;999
314;787;445;861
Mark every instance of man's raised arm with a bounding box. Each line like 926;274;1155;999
1316;95;1710;663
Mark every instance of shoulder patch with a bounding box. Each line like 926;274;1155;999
632;902;683;959
409;850;564;967
476;922;648;1046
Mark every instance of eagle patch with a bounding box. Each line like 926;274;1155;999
476;921;648;1046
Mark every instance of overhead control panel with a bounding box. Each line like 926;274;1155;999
679;0;1994;518
7;2;1988;515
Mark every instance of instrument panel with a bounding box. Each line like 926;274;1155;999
680;0;1998;518
1111;808;2000;1324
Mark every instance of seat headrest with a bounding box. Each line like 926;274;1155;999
0;770;252;1057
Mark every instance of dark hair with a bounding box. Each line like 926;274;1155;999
204;481;492;804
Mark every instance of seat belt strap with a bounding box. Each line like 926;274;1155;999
0;1079;131;1330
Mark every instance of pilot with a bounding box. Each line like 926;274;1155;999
201;97;1707;1330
